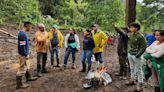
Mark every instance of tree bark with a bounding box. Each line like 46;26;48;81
125;0;136;27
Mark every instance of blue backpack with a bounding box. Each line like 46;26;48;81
51;32;59;47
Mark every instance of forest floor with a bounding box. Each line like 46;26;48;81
0;24;153;92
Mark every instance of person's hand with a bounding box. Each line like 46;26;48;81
66;48;69;51
98;44;103;48
135;55;140;58
58;44;62;48
76;48;79;52
147;59;152;68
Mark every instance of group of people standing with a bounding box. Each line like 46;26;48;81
113;23;164;92
16;22;108;89
16;21;164;92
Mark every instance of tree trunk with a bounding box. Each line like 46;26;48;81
125;0;136;27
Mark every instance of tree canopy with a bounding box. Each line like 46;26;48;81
0;0;163;32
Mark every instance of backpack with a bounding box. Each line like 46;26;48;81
51;32;59;47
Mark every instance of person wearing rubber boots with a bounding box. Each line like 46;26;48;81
16;22;37;89
112;23;129;80
48;24;63;68
92;24;108;69
80;29;95;72
35;23;50;77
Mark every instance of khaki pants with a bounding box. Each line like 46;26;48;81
16;55;30;76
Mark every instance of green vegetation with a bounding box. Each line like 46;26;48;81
137;0;164;32
0;0;163;32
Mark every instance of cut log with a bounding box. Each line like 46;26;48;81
0;29;17;38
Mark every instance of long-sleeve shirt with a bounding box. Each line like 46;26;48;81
92;29;108;53
83;35;95;50
18;31;29;57
48;29;64;48
35;31;49;53
128;32;147;57
114;27;128;55
146;41;164;58
64;33;80;49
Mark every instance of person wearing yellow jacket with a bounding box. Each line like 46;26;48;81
92;24;108;68
48;24;64;67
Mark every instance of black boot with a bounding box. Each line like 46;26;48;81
56;58;60;67
51;60;54;67
25;70;37;81
87;64;92;72
80;63;86;72
16;76;29;89
123;67;127;77
42;68;49;73
155;87;160;92
115;66;123;76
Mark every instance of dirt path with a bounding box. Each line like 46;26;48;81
0;26;153;92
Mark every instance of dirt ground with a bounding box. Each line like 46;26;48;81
0;25;153;92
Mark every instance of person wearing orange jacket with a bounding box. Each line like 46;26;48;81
35;23;50;77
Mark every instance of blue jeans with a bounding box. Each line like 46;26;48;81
64;47;76;65
81;50;93;65
94;52;103;63
50;46;59;65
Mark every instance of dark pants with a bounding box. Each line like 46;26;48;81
64;47;76;65
50;46;59;66
94;52;103;63
118;54;128;76
37;52;47;73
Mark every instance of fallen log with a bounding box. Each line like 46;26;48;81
0;29;17;38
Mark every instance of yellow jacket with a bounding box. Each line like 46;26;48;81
48;29;64;48
92;30;108;53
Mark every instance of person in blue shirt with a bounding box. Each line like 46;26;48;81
16;22;37;89
146;30;156;46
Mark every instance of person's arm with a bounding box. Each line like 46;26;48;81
146;41;157;53
75;34;80;49
58;31;64;48
136;36;147;58
48;31;52;40
100;32;108;47
112;23;128;36
90;37;95;49
151;44;164;58
64;34;69;48
114;27;128;36
46;32;50;48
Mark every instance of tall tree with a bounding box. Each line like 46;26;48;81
125;0;136;26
